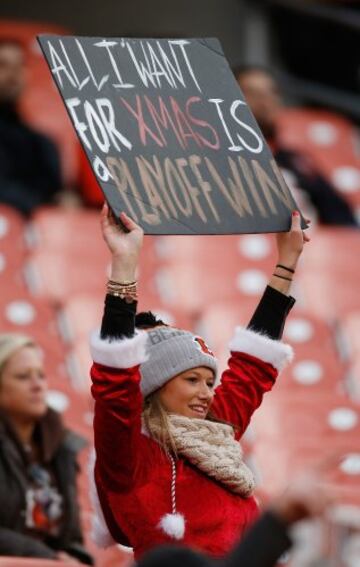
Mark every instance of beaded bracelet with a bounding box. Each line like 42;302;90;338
106;280;138;302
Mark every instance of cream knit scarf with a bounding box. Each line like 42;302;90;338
150;414;255;497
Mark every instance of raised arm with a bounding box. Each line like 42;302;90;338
211;211;309;433
268;210;310;299
100;204;143;339
90;205;146;493
248;210;310;339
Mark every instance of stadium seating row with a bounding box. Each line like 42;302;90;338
0;16;359;565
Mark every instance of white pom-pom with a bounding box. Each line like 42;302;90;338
158;513;185;540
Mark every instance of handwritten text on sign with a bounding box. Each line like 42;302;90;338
38;36;298;234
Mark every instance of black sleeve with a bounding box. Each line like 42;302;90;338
247;286;295;340
0;528;57;559
224;511;292;567
100;294;137;340
100;286;294;342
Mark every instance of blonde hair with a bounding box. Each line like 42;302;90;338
142;392;177;456
0;333;36;379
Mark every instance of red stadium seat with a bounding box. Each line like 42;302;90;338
284;307;338;354
253;393;360;453
0;205;26;247
254;440;360;503
0;290;67;366
154;233;277;273
0;250;27;294
297;227;360;320
0;20;79;187
25;209;108;302
66;338;93;392
339;311;360;360
27;207;104;253
45;366;93;435
25;249;109;303
252;392;360;501
0;204;26;265
195;299;260;371
345;356;360;402
145;234;276;313
25;208;114;302
0;205;27;290
58;292;104;343
149;233;275;262
278;350;345;398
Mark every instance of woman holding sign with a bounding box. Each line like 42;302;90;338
89;206;308;559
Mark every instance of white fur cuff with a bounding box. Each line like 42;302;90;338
90;330;149;369
229;327;293;372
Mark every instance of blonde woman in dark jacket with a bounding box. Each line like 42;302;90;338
0;333;93;564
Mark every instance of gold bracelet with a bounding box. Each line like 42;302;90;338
106;279;138;302
108;279;137;287
107;283;137;292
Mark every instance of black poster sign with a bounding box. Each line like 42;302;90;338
38;35;301;234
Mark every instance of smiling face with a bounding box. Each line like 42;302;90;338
158;366;215;419
0;345;48;421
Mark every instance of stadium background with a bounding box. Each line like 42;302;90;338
0;1;359;565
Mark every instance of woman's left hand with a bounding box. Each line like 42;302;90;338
276;211;310;270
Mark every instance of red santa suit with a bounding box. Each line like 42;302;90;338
89;326;293;560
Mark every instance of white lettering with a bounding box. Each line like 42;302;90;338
48;42;77;88
169;40;202;92
66;97;92;150
84;101;110;152
230;100;264;154
94;40;134;89
208;98;242;151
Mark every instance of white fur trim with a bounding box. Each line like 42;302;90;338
88;449;115;548
158;513;185;540
90;330;149;369
229;327;293;372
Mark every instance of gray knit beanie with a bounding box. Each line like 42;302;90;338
140;327;218;398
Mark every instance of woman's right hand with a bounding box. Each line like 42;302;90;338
101;203;144;282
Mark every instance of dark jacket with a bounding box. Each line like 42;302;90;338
0;408;93;564
0;103;62;216
275;147;357;227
